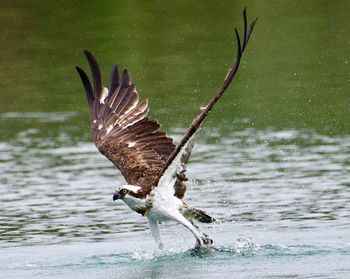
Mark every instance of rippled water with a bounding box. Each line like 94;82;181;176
1;112;350;278
2;240;350;279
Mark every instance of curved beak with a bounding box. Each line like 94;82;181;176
113;192;122;201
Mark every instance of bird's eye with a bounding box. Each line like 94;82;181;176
122;189;128;194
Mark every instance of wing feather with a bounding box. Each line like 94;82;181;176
155;8;257;198
109;65;120;97
75;67;94;111
76;50;176;198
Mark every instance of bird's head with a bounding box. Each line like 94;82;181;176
113;185;141;201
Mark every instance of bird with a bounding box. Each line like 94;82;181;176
76;8;257;250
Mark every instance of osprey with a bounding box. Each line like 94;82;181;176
76;8;257;250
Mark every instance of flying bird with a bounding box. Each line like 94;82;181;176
76;8;257;250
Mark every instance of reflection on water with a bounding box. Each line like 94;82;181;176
0;113;349;247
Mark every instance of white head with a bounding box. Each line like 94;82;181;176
112;184;142;201
113;184;146;212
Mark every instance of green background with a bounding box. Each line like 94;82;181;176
0;0;349;141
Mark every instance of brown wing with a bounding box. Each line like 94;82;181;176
156;8;257;199
76;50;176;198
156;8;258;191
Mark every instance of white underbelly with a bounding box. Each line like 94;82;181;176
146;194;183;222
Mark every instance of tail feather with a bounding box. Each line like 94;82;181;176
184;207;216;223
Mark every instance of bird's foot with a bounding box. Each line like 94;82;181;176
202;236;213;246
202;232;213;245
195;234;213;249
153;242;165;256
157;242;164;250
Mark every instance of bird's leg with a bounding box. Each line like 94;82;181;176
190;220;211;241
172;211;213;248
190;220;199;229
189;220;210;248
147;217;164;250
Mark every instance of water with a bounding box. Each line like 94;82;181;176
1;1;350;278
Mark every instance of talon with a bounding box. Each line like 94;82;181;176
199;234;213;247
203;237;213;245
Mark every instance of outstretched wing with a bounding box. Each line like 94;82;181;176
76;50;176;198
156;8;258;195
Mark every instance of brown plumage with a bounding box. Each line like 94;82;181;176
76;51;178;199
76;8;257;200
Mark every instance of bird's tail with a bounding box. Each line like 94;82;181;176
183;207;216;223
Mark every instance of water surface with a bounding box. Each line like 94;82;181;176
0;1;349;278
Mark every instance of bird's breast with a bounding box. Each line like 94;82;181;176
122;195;148;215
